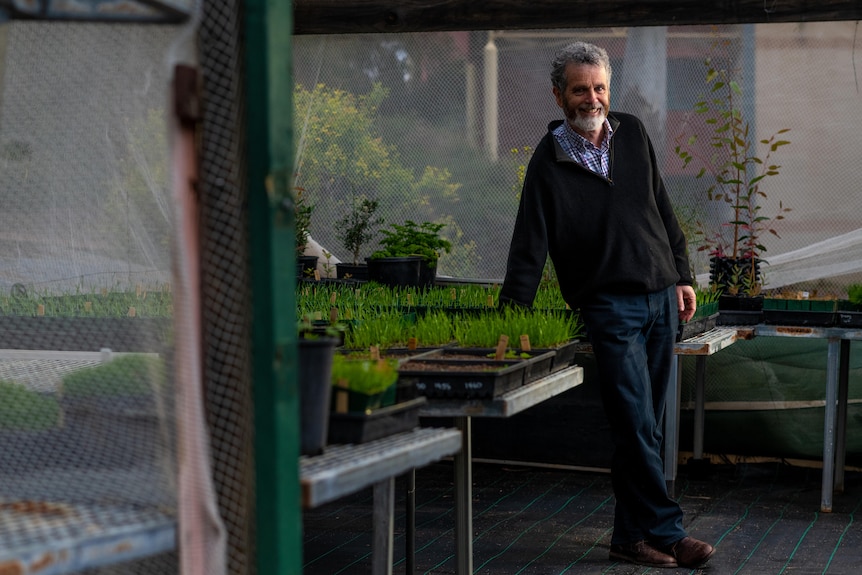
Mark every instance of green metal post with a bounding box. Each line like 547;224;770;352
244;0;301;573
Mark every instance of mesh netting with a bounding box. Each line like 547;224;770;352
293;23;862;293
294;23;862;460
0;20;181;575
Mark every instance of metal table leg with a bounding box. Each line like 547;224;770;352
372;477;395;575
406;469;416;575
453;416;472;575
693;356;708;460
821;337;840;512
835;339;851;494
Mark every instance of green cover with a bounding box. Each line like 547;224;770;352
679;337;862;462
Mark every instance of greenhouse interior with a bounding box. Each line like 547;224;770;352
2;1;862;574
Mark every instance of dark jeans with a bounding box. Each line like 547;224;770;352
579;286;686;547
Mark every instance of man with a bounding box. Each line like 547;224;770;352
499;41;715;569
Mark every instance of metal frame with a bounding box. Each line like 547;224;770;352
0;0;191;23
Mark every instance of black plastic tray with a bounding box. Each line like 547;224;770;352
677;313;719;342
327;397;427;445
762;309;836;327
397;349;553;399
717;310;763;326
836;311;862;328
529;340;579;373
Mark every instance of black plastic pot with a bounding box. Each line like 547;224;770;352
335;262;369;281
709;256;762;294
367;256;422;288
298;336;338;456
418;260;437;288
297;255;319;279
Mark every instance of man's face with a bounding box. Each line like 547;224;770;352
553;62;610;137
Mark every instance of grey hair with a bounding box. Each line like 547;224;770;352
551;42;612;91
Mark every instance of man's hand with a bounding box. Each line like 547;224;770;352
677;285;697;323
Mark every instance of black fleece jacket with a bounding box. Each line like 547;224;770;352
500;112;693;309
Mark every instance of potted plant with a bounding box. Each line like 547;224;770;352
335;196;383;281
675;59;791;310
762;292;838;327
0;380;65;473
327;354;425;444
330;354;399;413
294;185;318;279
368;220;452;288
678;286;721;340
297;316;340;455
837;283;862;327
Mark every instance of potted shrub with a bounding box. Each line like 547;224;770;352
335;196;383;281
675;59;791;310
368;220;452;288
294;185;318;279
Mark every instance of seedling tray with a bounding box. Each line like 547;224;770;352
327;397;427;445
422;347;556;384
717;310;763;326
762;310;836;327
528;340;579;373
677;313;719;342
837;311;862;328
398;348;553;399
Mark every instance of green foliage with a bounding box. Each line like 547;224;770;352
0;380;60;430
674;59;791;288
330;355;398;396
294;186;314;256
509;146;533;200
343;309;412;350
62;355;165;398
411;310;454;347
451;308;582;349
0;285;173;318
297;313;345;341
431;215;479;278
847;284;862;305
336;196;383;265
292;82;467;268
724;262;764;297
695;285;722;305
371;220;452;266
293;83;435;212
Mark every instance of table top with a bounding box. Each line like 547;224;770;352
418;365;584;418
675;327;743;356
0;501;175;574
300;426;462;508
754;324;862;340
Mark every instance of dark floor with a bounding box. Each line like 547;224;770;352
303;459;862;575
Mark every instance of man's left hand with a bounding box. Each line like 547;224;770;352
677;285;697;323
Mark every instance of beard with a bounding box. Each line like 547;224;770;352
571;108;606;133
572;109;607;132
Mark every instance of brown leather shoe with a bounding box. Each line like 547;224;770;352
665;536;715;568
609;540;678;568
